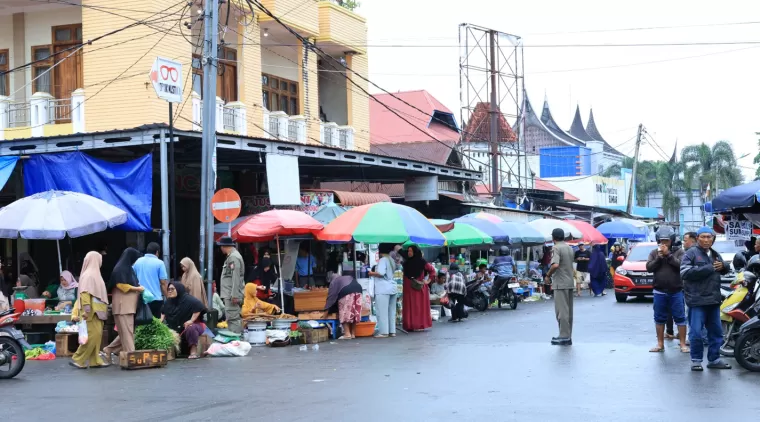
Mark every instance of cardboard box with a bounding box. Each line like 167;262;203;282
119;350;168;370
293;290;328;312
55;333;78;357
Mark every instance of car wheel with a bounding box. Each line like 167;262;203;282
615;293;628;303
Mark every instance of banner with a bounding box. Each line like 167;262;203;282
242;192;335;216
24;152;153;231
726;218;752;241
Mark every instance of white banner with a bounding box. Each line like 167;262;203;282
266;154;301;205
405;176;438;201
726;219;752;241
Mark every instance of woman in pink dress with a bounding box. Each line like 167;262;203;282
402;245;435;331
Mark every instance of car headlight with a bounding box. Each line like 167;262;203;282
615;267;627;276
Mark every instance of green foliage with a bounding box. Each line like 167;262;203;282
332;0;360;11
135;317;177;351
754;138;760;180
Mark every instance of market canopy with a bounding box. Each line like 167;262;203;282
596;220;647;241
311;203;346;225
233;210;323;242
452;217;510;243
443;222;493;246
496;221;545;246
711;180;760;212
563;220;608;245
461;212;503;224
317;202;445;246
527;219;583;241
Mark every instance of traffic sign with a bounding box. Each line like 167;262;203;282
211;188;242;223
149;57;183;103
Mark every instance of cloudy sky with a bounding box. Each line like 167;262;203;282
356;0;759;179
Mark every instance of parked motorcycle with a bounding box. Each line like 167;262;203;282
463;276;490;312
0;308;28;379
719;272;759;357
491;276;520;310
734;309;760;372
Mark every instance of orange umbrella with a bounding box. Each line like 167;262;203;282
564;220;608;245
233;210;323;243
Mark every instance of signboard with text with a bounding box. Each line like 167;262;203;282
726;218;752;241
149;57;183;103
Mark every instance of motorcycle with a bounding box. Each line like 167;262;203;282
0;307;28;379
491;276;520;310
463;276;490;313
734;305;760;372
719;272;760;357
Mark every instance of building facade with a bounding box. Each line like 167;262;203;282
0;0;369;151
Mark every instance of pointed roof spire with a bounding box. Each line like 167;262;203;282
568;105;595;143
585;108;606;143
539;97;584;146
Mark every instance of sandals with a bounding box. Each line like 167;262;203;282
338;336;353;340
649;346;664;353
188;354;200;359
664;333;676;340
707;361;732;369
69;361;86;370
691;363;704;372
91;363;110;369
373;334;388;338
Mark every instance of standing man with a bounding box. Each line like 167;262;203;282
295;245;316;288
680;227;732;371
133;242;168;317
218;236;244;334
544;228;575;346
682;232;697;251
574;242;591;297
646;226;689;354
681;231;704;346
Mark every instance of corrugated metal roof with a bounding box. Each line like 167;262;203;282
371;140;456;166
332;191;391;206
370;90;460;145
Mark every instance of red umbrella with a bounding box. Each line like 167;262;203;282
233;210;323;243
564;220;608;245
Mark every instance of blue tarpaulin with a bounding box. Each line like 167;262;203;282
0;156;19;191
711;180;760;212
24;152;153;231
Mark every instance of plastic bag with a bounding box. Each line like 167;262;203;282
142;289;155;303
78;320;89;345
206;340;252;357
43;341;56;355
135;296;153;326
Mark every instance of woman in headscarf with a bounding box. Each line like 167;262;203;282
325;275;363;340
161;282;207;359
241;283;280;319
180;257;207;307
588;244;609;297
16;274;39;299
254;257;277;301
70;251;110;369
102;248;144;359
402;245;435;332
42;271;78;302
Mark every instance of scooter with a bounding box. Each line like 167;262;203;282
0;308;28;379
463;276;490;312
719;272;759;357
733;301;760;372
491;276;520;310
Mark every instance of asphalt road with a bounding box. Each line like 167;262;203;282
5;293;760;422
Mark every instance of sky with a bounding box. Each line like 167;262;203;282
355;0;760;179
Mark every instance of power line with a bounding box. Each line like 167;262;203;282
525;20;760;36
208;40;760;48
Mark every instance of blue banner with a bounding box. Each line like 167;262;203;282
24;152;153;231
0;156;19;192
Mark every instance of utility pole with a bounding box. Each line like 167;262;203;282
200;0;219;305
488;29;500;202
626;123;643;215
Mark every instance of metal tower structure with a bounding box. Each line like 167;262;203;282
458;23;525;198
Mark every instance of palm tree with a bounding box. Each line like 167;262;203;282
681;141;743;204
601;157;634;178
656;160;685;221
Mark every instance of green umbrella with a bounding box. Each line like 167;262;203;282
444;222;493;246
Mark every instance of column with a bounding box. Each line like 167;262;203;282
71;89;86;133
290;115;306;143
298;40;320;143
322;122;338;147
30;92;52;137
215;97;224;131
192;91;202;131
226;101;247;135
270;111;289;140
0;96;9;141
338;126;355;150
237;18;263;137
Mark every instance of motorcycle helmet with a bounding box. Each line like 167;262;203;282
746;254;760;276
499;245;510;256
655;225;676;245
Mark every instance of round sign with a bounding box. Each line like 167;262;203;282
211;188;242;223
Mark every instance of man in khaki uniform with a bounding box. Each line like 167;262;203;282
217;236;245;334
544;228;575;346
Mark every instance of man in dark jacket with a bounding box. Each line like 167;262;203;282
646;226;688;353
679;227;731;371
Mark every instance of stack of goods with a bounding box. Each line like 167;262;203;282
134;317;180;355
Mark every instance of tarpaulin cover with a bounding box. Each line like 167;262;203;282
711;180;760;212
0;157;19;192
24;152;153;231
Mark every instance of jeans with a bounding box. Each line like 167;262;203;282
653;291;686;325
449;293;466;320
688;304;723;363
375;294;397;336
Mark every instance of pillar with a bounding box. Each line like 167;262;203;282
0;96;9;140
71;88;86;133
215;96;224;131
30;92;52;137
159;130;170;271
290;115;306;143
298;40;320;144
237;18;263;137
191;91;202;131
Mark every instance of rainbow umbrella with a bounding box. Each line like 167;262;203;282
444;222;493;246
462;212;504;223
318;202;445;246
430;219;455;233
453;217;510;243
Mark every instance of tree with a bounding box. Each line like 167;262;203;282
753;137;760;180
656;160;685;221
333;0;360;11
602;158;658;206
681;141;743;204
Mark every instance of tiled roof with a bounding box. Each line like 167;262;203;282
370;90;460;145
370;140;456;166
473;182;493;197
534;178;580;202
462;102;517;143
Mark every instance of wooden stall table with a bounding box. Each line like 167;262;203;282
17;314;110;354
16;314;72;326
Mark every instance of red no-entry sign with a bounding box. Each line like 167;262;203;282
211;188;241;223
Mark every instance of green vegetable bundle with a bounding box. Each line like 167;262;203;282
135;317;179;351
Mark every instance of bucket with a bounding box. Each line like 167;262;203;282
245;322;267;347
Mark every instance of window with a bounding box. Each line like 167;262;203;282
51;24;83;102
261;72;298;115
31;46;52;94
216;47;237;103
0;50;8;96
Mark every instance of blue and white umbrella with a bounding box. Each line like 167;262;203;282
0;190;127;272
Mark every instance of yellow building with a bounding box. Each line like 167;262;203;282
0;0;370;151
